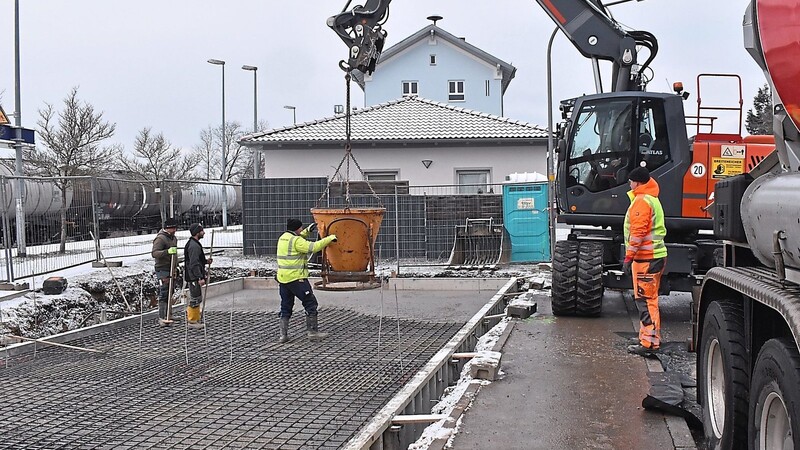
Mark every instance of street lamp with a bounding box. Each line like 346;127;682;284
207;58;228;229
283;105;296;125
242;64;260;179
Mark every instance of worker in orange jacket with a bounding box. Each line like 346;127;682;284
623;166;667;356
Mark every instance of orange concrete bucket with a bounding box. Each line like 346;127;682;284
311;207;385;288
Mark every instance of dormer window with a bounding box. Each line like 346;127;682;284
430;54;437;66
402;81;419;96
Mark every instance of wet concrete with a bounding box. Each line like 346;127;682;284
451;290;695;450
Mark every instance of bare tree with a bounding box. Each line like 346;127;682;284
191;125;218;180
191;120;259;182
120;127;198;181
26;87;117;253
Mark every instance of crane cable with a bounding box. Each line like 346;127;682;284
316;71;383;208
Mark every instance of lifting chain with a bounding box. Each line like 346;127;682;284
317;71;383;208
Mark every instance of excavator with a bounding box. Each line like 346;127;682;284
328;0;773;314
331;0;800;446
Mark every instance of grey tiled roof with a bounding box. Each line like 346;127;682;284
241;97;548;145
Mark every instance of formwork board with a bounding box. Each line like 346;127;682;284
0;308;461;449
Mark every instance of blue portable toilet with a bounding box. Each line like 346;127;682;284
502;182;550;262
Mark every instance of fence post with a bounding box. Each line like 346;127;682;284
394;185;400;276
90;177;101;263
0;177;13;282
159;179;167;223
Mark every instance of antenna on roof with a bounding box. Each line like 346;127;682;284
427;15;443;26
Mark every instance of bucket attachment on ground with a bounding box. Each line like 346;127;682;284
311;207;385;290
447;218;510;269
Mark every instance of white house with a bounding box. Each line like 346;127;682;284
353;23;517;116
240;96;548;191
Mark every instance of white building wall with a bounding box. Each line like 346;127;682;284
261;144;546;185
365;37;504;115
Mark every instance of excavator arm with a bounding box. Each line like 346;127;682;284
328;0;657;92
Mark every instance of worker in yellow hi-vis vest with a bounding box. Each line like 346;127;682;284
276;218;337;343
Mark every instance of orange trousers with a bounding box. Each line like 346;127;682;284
632;258;666;349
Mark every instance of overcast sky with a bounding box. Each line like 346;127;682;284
0;0;765;154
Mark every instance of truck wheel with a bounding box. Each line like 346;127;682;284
698;300;749;449
552;240;578;316
749;338;800;450
575;241;604;316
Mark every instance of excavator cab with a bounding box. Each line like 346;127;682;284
556;91;697;231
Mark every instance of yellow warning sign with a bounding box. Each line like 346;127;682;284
0;106;8;125
711;157;744;179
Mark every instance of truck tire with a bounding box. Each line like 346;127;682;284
749;338;800;449
698;300;749;449
575;241;604;316
552;240;578;316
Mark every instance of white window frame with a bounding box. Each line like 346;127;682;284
364;170;399;181
430;54;437;66
485;80;490;97
456;169;491;194
402;81;418;97
448;80;465;102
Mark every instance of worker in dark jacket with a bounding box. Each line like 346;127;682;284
276;218;337;343
151;218;179;326
184;223;212;329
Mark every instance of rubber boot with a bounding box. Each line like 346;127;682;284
186;305;204;329
158;301;171;327
279;318;290;344
306;315;329;341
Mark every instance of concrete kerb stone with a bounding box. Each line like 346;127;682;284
469;350;502;381
507;291;538;319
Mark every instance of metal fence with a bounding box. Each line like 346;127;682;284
0;174;549;282
243;178;551;270
0;175;242;282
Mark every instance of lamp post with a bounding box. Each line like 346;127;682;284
207;58;228;230
242;65;260;179
283;105;296;125
13;0;26;256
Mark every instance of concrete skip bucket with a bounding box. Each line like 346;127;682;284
311;207;386;290
447;218;511;269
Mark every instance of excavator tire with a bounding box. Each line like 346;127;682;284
552;240;579;316
575;241;604;316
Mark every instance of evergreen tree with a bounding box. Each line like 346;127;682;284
746;83;773;135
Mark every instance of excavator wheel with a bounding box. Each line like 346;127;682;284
575;241;604;316
552;240;579;316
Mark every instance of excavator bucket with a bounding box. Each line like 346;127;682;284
447;218;510;269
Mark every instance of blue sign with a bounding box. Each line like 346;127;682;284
0;124;35;145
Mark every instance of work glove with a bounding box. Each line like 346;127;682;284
622;257;632;275
167;247;178;255
328;234;338;243
304;223;317;234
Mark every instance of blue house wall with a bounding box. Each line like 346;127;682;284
364;36;505;115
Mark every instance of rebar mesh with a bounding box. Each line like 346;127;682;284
0;308;461;449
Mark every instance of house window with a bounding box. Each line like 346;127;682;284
457;169;490;194
430;54;437;65
448;80;465;101
485;80;490;96
402;81;418;96
364;171;398;181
